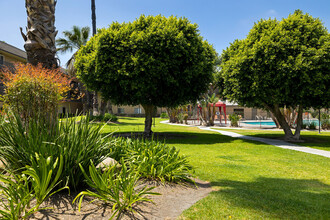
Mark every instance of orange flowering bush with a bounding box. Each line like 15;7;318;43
1;63;70;125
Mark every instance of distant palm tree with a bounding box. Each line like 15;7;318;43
56;26;91;113
56;26;90;76
21;0;58;68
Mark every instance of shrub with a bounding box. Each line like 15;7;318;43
177;113;184;124
321;113;330;130
90;113;118;123
111;138;194;183
184;113;189;124
229;114;240;127
0;114;113;190
308;121;317;130
104;113;118;122
160;112;168;118
74;160;158;219
1;63;70;127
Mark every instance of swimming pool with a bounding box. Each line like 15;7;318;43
241;120;320;127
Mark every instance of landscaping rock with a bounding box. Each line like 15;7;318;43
96;157;118;169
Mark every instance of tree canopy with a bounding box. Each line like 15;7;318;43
75;15;216;134
219;10;330;140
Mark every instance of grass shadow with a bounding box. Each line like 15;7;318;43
211;177;330;219
108;131;268;146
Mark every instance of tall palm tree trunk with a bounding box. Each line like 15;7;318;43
91;0;99;116
21;0;58;69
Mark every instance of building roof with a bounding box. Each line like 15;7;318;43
0;41;27;59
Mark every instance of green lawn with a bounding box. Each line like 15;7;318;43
101;117;330;219
213;128;330;151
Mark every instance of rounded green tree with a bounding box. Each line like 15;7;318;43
75;15;216;135
219;10;330;141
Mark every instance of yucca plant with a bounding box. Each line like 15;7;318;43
73;159;159;219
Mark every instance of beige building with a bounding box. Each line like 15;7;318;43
224;101;269;120
0;41;27;66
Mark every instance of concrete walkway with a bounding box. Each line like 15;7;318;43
162;121;330;158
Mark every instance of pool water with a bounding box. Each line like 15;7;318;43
241;120;320;127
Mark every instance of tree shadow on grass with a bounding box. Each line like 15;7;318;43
108;131;267;146
211;177;330;219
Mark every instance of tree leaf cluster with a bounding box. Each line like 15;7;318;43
219;10;330;110
75;15;216;108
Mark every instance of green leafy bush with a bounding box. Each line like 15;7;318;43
229;114;240;127
74;160;158;219
177;113;184;124
308;121;317;130
111;138;194;183
90;113;118;123
321;113;330;130
160;112;168;118
184;114;189;124
0;114;113;190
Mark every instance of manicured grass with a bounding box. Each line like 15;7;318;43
101;117;330;219
214;128;330;151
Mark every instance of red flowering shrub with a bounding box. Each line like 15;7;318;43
1;63;70;125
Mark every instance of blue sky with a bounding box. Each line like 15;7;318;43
1;0;330;67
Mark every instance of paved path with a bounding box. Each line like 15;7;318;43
162;121;330;158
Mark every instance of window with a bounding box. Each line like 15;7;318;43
234;109;244;118
118;108;125;114
0;55;4;65
134;107;141;114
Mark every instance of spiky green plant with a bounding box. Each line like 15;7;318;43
73;160;158;219
110;137;194;183
23;153;69;208
0;114;113;190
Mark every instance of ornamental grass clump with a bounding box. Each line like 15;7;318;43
0;154;67;220
74;160;159;219
0;114;113;191
111;137;194;183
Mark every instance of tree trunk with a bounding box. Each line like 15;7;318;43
167;108;177;123
91;0;96;35
99;97;107;116
293;105;303;140
142;104;154;137
265;104;294;140
21;0;58;68
106;100;113;114
93;92;99;116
